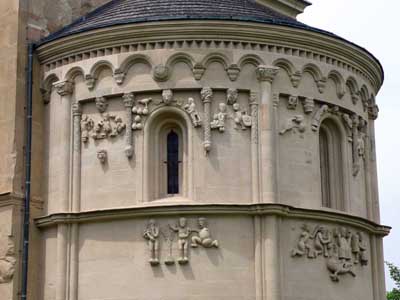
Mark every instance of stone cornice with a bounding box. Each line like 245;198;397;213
34;203;391;236
36;21;383;94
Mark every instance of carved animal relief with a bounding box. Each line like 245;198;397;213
291;224;368;282
142;217;219;267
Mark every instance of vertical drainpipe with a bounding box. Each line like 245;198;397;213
21;42;34;300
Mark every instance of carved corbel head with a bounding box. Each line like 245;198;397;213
95;96;108;113
303;97;314;114
226;88;238;105
162;89;173;105
226;64;241;82
54;80;74;96
113;69;126;85
85;74;97;91
287;95;298;110
200;87;213;103
40;87;51;105
192;63;206;80
97;149;108;164
317;77;327;93
368;104;379;120
290;71;302;88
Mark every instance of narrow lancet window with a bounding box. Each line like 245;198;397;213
166;130;179;194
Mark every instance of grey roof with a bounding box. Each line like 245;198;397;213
43;0;317;42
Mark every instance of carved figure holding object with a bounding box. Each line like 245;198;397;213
351;232;368;265
335;227;352;261
184;97;202;127
233;103;252;130
191;217;219;248
143;219;160;266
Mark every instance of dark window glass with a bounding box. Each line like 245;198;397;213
167;130;179;194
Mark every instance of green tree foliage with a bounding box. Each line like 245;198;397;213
386;262;400;300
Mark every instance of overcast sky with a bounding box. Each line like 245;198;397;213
299;0;399;290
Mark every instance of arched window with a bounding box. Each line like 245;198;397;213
166;130;180;194
144;107;191;201
319;119;345;210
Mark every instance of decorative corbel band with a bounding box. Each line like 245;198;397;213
54;80;74;96
201;87;213;153
123;92;135;158
255;65;280;83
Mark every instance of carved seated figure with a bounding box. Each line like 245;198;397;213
210;103;227;132
191;217;219;248
184;97;202;127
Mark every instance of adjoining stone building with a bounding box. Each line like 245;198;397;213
0;0;390;299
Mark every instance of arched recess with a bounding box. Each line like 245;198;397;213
346;76;360;104
64;66;85;82
360;85;370;110
328;70;346;99
89;60;115;79
41;73;60;104
273;58;302;87
302;63;327;93
238;54;265;69
318;116;349;211
118;54;153;75
143;106;193;202
201;52;231;70
166;52;195;70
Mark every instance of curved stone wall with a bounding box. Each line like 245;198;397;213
35;21;387;300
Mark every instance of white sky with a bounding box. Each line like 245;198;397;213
298;0;400;290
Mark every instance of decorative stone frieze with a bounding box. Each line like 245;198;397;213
291;224;368;282
143;217;219;266
91;113;126;140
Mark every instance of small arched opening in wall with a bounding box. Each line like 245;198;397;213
143;106;193;202
318;117;349;211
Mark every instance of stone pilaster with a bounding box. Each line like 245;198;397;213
123;93;135;159
250;92;260;203
201;87;213;154
255;65;279;203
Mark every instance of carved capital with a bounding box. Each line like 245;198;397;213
122;93;135;108
72;102;82;116
255;65;279;83
201;87;213;103
54;81;74;96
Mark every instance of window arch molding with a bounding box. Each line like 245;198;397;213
318;115;350;212
143;106;193;202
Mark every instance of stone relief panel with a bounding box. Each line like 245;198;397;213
142;217;219;266
0;209;15;284
291;223;369;282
